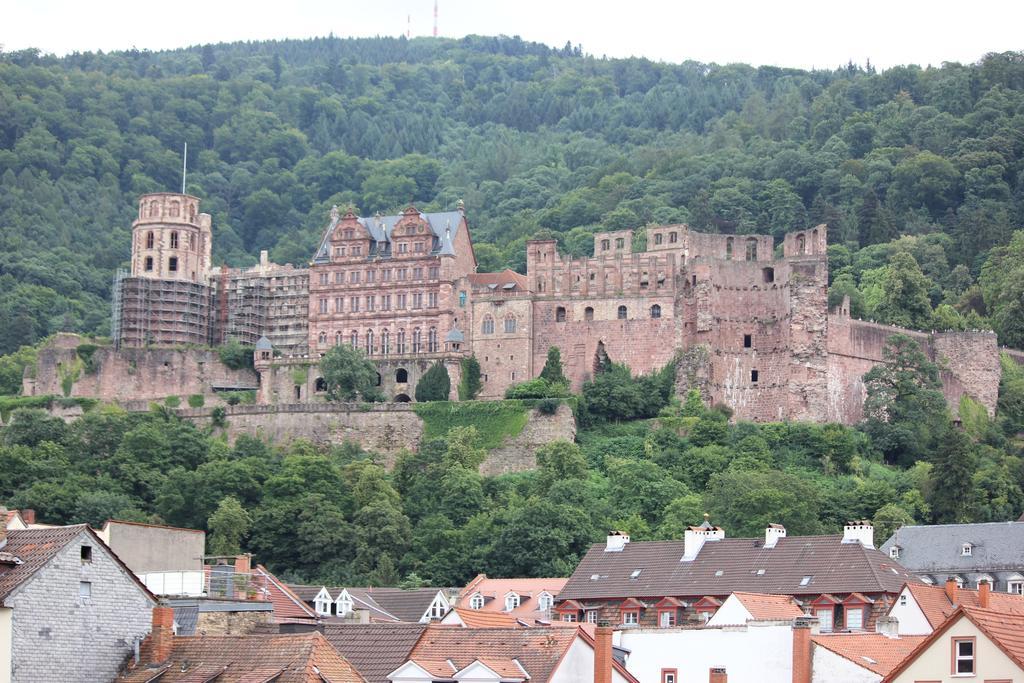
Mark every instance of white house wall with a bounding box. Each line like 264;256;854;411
811;646;879;683
551;637;594;683
887;588;934;635
705;596;754;627
615;623;793;683
0;607;12;683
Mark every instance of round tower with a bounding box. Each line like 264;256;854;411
131;193;212;282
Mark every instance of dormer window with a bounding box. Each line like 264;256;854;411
336;590;354;617
890;546;901;559
538;592;553;611
504;593;521;611
961;543;973;556
470;593;484;610
313;588;332;616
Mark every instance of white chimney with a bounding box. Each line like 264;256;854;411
605;530;630;552
764;524;786;549
874;615;899;638
842;521;874;548
682;515;725;562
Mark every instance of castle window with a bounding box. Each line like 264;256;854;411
170;231;179;249
366;295;375;311
350;271;360;284
399;243;408;254
745;239;758;261
413;267;423;280
318;331;327;345
315;377;327;393
382;295;391;310
350;330;359;347
412;329;422;353
744;334;752;348
459;291;467;307
381;330;390;355
482;316;494;334
415;242;424;253
319;298;328;314
428;292;437;308
320;272;329;286
601;239;610;251
618;305;627;320
726;237;734;259
669;232;678;243
353;246;362;256
589;273;595;281
367;269;376;283
428;328;438;353
762;268;775;283
692;275;697;286
797;234;806;254
396;368;408;383
344;229;354;239
655;233;663;245
504;316;517;334
751;370;759;383
397;293;406;309
335;331;343;346
556;307;566;322
396;331;406;355
168;257;178;272
189;233;195;251
376;372;382;386
144;256;153;272
335;297;343;313
169;201;180;218
585;307;594;321
145;231;154;249
149;200;159;217
366;330;374;355
615;238;625;249
429;266;439;279
650;304;661;319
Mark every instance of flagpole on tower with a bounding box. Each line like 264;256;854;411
433;0;438;37
181;142;187;194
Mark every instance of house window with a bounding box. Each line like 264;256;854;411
743;334;752;348
504;316;517;333
622;610;639;625
659;611;676;627
562;612;578;623
961;543;973;556
505;594;521;611
585;307;594;321
314;594;332;616
953;638;975;674
845;607;864;630
79;581;92;600
556;307;566;322
170;231;179;249
815;608;834;632
1009;581;1024;595
650;304;661;319
470;593;484;610
661;669;677;683
482;316;495;335
585;611;597;623
617;305;627;320
168;257;178;272
751;370;759;383
899;594;908;606
81;546;92;562
144;256;153;271
890;546;901;559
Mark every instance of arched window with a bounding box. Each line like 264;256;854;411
396;330;406;355
556;307;567;322
504;315;517;334
350;330;358;347
797;233;806;254
428;327;438;353
170;231;179;249
585;307;594;321
745;238;758;261
726;237;734;259
650;304;662;319
149;200;159;217
335;331;343;346
617;305;627;320
412;328;422;353
504;593;521;611
482;316;495;335
144;256;153;272
318;331;327;346
145;231;154;249
366;330;374;355
381;330;390;356
376;372;382;386
396;368;409;383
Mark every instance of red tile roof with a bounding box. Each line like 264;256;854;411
116;632;364;683
812;633;926;676
255;565;317;621
458;574;567;618
898;582;1024;629
731;592;806;620
467;270;530;291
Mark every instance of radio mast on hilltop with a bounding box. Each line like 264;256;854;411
433;0;438;37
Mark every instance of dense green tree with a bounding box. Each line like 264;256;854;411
415;362;451;402
319;344;384;402
207;496;252;556
874;253;934;329
927;427;977;523
458;355;482;401
539;347;569;385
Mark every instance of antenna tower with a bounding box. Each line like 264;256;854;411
433;0;438;37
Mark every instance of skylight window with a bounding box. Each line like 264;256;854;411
800;576;812;586
590;574;600;581
756;569;766;576
630;570;642;579
714;570;724;577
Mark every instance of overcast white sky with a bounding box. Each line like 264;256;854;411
2;0;1021;70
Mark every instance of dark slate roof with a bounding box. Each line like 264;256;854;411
323;623;428;683
558;536;917;602
255;335;273;350
289;585;446;623
880;522;1024;573
312;210;464;263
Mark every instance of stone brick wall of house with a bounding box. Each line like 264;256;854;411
195;610;270;635
24;334;258;402
7;530;154;683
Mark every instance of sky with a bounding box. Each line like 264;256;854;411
2;0;1021;70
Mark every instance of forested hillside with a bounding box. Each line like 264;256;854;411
2;38;1024;359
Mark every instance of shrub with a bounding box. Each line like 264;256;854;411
218;339;255;371
211;406;228;428
505;378;570;399
75;343;101;374
187;394;205;408
164;395;181;408
536;398;561;415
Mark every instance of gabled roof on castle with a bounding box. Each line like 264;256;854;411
558;536;917;602
880;521;1024;572
312;208;464;263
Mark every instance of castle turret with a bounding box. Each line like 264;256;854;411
132;193;211;282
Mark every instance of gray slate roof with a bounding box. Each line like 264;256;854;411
313;210;464;264
558;536;917;602
880;521;1024;573
255;335;273;350
288;585;446;623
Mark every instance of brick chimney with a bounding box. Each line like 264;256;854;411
594;625;613;683
139;606;175;665
792;617;814;683
21;509;35;525
235;553;251;574
979;579;990;608
945;577;959;605
709;667;727;683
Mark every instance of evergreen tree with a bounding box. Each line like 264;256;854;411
927;427;977;523
415;362;451;402
458;355;482;401
539;346;569;385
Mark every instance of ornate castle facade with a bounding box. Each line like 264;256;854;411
113;192;1005;423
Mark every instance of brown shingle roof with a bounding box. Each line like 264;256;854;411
322;623;428;683
409;626;577;683
116;633;364;683
559;536;917;601
811;633;926;676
